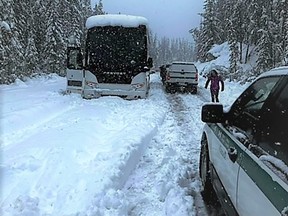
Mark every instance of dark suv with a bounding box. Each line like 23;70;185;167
200;66;288;216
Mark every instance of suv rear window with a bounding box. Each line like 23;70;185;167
169;63;197;72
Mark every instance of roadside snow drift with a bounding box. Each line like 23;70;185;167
0;74;167;215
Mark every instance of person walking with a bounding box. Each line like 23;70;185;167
205;70;224;102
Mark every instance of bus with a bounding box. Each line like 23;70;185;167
66;14;153;99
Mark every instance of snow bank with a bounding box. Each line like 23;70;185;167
0;74;167;216
195;42;230;76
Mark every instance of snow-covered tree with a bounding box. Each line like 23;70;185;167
0;0;24;83
43;0;66;74
256;7;274;73
191;0;288;78
197;0;220;62
93;0;105;15
274;0;288;65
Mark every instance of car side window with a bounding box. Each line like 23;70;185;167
255;82;288;171
226;77;280;145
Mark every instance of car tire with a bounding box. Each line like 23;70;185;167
192;88;197;94
165;85;171;93
199;136;217;203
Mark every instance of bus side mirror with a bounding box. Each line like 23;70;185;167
76;52;83;68
147;57;153;68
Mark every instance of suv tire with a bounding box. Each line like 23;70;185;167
199;136;217;203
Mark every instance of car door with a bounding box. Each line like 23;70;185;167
208;76;281;211
206;122;243;211
237;77;288;216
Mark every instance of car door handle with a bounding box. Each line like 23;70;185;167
228;147;238;163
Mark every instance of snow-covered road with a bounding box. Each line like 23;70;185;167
0;73;245;216
122;91;207;216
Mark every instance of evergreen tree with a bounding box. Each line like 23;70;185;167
233;0;247;63
0;0;93;83
149;33;159;65
0;0;23;83
214;0;231;43
256;7;274;73
13;0;39;74
198;0;219;62
228;36;239;80
93;0;105;15
33;0;50;71
44;0;66;74
274;0;288;65
190;27;202;61
65;0;84;47
79;0;94;50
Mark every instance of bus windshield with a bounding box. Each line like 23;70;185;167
85;25;147;73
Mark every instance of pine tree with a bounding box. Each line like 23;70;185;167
66;0;83;47
93;0;105;15
13;0;40;75
274;0;288;65
0;0;24;83
284;1;288;65
149;33;159;65
190;27;202;61
79;0;93;50
214;0;230;43
233;0;247;63
256;6;274;73
198;0;219;62
33;0;50;71
44;0;66;74
227;1;240;80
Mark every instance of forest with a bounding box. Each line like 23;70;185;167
192;0;288;79
1;0;288;84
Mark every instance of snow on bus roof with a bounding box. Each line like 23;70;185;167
86;14;149;29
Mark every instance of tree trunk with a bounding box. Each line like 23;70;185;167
239;42;243;63
245;44;250;64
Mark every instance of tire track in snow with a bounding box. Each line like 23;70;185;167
170;93;209;216
120;88;210;216
180;92;226;216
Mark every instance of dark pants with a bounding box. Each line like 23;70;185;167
210;89;219;102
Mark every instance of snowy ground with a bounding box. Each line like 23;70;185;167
0;73;246;216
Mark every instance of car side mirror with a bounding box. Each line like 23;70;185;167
201;104;225;123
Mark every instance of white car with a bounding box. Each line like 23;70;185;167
200;66;288;216
165;62;198;93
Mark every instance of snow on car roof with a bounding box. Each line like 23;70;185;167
86;14;148;29
258;66;288;79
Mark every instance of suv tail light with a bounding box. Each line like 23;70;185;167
166;73;170;80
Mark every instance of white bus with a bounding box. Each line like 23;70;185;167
66;14;153;99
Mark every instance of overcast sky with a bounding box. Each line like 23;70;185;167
90;0;204;41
